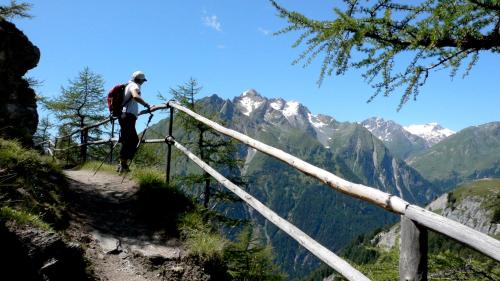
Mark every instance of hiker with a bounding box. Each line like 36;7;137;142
118;70;152;173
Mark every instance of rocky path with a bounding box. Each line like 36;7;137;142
64;170;208;281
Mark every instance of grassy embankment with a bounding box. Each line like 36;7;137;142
0;138;67;231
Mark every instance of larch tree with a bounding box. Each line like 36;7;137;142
270;0;500;109
33;115;53;145
0;0;32;20
169;78;243;209
42;67;107;161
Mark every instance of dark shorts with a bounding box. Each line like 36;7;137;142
118;113;138;160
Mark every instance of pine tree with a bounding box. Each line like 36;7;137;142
271;0;500;109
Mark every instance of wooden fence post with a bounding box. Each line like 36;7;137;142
66;135;71;165
399;216;428;281
165;106;174;185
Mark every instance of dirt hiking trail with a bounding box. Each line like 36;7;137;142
64;170;209;281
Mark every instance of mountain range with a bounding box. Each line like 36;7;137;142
361;117;500;191
146;89;498;278
361;117;454;160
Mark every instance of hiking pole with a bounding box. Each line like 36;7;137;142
93;140;119;176
121;112;154;183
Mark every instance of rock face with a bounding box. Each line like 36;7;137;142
0;222;91;281
374;179;500;250
0;19;40;146
362;117;429;160
428;193;499;236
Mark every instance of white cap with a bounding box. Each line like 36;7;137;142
131;70;147;82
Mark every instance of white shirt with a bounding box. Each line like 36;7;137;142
122;81;141;117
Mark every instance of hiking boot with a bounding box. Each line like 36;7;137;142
118;163;130;174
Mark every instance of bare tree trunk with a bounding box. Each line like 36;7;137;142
198;127;211;207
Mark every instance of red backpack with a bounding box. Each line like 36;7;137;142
107;83;131;117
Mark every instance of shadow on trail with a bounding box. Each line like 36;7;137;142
65;175;193;244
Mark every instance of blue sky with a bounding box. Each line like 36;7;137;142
13;0;500;132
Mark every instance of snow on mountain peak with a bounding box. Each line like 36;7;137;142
241;88;260;97
283;101;300;118
238;89;265;116
308;113;328;129
403;123;455;146
269;99;285;111
236;91;334;134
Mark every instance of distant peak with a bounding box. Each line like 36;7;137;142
237;89;266;116
241;89;261;97
403;123;455;146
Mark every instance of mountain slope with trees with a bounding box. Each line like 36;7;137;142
147;90;437;277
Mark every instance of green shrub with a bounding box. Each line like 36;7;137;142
224;225;286;281
492;207;500;224
179;212;227;261
132;168;166;188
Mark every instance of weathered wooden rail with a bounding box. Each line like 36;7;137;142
37;100;500;281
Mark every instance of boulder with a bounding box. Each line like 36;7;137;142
0;19;40;146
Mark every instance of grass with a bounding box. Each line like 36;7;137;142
451;178;500;201
80;161;116;174
0;206;53;232
81;161;166;186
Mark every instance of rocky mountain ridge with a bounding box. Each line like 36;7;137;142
361;117;429;160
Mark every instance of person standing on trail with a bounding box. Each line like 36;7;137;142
118;70;152;173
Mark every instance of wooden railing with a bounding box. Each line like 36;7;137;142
37;100;500;281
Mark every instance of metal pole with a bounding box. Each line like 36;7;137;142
165;106;174;185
